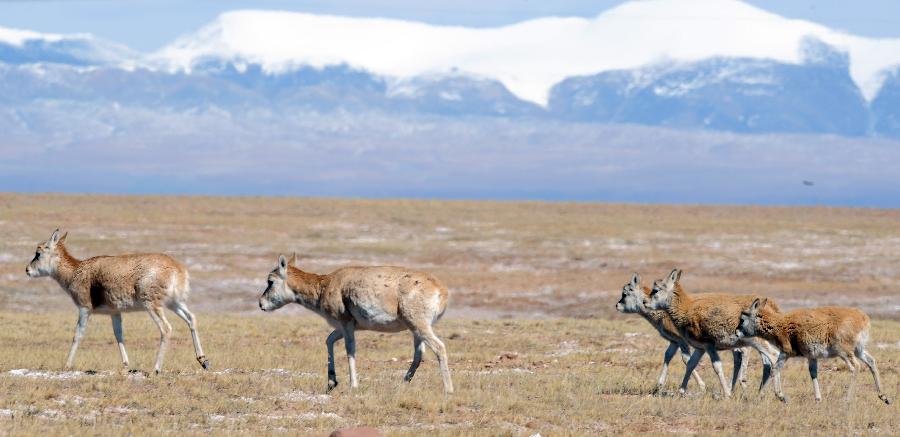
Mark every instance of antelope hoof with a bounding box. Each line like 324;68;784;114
327;379;338;393
879;394;891;405
197;356;210;370
777;394;788;403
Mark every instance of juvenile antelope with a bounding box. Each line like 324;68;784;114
645;269;782;399
25;229;208;373
737;298;891;404
258;254;453;394
617;273;752;393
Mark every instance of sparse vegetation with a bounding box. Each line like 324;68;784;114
0;194;897;435
0;313;897;435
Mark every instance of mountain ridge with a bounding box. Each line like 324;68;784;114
1;0;900;138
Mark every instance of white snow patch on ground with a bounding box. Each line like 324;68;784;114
601;347;638;354
6;369;109;380
548;340;584;357
297;412;342;420
278;390;330;404
183;257;226;271
309;221;369;231
53;395;86;406
211;368;317;378
489;262;536;273
260;412;342;421
346;236;384;244
36;408;62;420
394;421;475;432
126;371;147;380
477;368;534;375
105;406;150;414
875;341;900;350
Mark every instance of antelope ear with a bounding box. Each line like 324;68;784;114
667;268;681;283
287;252;298;267
630;273;640;287
759;298;768;310
749;298;762;313
49;229;61;245
58;232;68;245
277;254;288;277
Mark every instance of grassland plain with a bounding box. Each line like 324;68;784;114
0;193;898;435
0;313;897;436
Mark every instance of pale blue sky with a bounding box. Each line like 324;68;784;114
0;1;898;51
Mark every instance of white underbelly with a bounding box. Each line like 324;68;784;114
349;304;405;332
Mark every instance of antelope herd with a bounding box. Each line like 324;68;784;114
23;229;893;404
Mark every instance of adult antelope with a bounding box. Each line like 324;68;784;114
258;254;453;394
645;269;782;399
737;298;891;404
25;229;208;373
617;273;753;393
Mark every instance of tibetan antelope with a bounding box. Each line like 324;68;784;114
645;269;782;399
617;273;753;393
737;298;891;404
258;254;453;394
25;229;208;373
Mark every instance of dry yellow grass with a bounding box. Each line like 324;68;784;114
0;312;897;436
0;193;898;435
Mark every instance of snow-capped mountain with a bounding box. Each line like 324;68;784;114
549;39;871;135
0;26;133;67
149;0;900;105
1;0;900;138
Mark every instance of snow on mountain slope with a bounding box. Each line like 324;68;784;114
151;0;900;105
0;26;74;46
0;24;134;66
